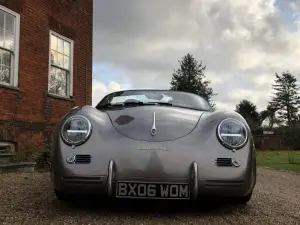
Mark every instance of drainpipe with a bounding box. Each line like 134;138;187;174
85;64;88;105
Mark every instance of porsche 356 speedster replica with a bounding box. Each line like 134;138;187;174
51;89;256;204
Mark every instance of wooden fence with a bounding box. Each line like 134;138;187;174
253;134;286;150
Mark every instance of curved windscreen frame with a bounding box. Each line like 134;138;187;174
96;90;213;111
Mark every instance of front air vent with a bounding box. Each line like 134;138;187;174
75;155;91;163
215;157;232;167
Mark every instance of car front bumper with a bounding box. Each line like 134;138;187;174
51;160;256;199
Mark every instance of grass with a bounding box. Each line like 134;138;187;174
256;150;300;173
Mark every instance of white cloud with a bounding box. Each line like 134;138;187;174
205;71;223;84
92;79;122;106
253;74;273;87
93;0;300;111
215;101;234;110
108;81;121;92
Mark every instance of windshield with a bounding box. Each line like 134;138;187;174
96;90;212;111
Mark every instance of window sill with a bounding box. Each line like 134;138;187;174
47;93;75;102
0;83;22;92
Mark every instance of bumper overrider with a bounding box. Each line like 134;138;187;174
52;159;255;200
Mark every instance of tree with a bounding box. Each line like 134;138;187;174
269;72;300;126
235;99;261;129
260;104;281;128
170;53;217;108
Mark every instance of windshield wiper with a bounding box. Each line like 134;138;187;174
146;102;173;106
121;101;173;107
98;103;124;109
99;101;145;109
98;101;173;109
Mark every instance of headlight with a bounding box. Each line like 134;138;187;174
61;115;92;146
217;118;248;149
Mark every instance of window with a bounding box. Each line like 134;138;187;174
49;31;73;97
0;6;20;87
0;141;15;153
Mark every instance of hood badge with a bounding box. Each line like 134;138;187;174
138;147;167;151
150;112;156;136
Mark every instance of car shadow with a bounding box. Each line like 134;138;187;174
54;195;250;217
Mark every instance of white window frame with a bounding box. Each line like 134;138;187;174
0;141;15;153
48;30;74;98
0;5;20;88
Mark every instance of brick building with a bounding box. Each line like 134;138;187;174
0;0;93;153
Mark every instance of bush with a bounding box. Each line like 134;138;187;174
288;150;299;165
284;126;300;150
35;149;51;171
10;149;52;171
11;150;39;163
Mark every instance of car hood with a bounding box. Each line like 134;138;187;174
105;106;206;142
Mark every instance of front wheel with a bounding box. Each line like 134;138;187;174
54;189;72;201
230;191;253;204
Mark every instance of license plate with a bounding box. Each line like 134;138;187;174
116;181;190;199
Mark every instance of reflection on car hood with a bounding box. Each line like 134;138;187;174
105;106;206;142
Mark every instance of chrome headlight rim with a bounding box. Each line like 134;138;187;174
217;118;248;150
60;115;92;146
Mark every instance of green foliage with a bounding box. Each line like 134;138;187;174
11;149;52;171
35;149;51;171
170;53;217;109
259;104;282;128
288;150;298;165
269;72;300;126
235;99;261;129
284;126;300;150
11;150;39;163
256;150;300;173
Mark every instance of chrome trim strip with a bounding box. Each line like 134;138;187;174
107;160;114;196
150;112;156;136
191;161;198;200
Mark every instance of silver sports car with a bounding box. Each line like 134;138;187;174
51;89;256;204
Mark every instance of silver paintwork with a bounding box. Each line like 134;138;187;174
51;90;256;200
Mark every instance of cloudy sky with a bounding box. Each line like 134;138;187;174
92;0;300;111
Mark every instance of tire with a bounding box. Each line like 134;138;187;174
230;192;253;204
54;189;72;201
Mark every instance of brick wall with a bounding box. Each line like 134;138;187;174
0;0;93;151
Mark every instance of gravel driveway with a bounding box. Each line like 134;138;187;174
0;168;299;225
